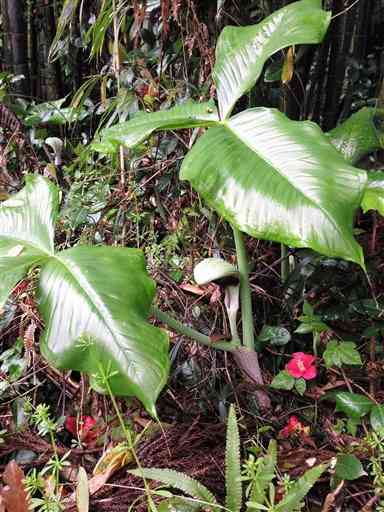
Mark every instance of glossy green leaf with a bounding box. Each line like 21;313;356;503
38;246;169;416
295;378;306;396
92;101;219;154
257;325;291;346
0;176;58;308
323;340;362;369
270;370;295;390
334;392;373;419
361;171;384;216
181;108;366;267
328;108;384;165
213;0;331;119
274;464;326;511
0;177;170;415
335;454;365;481
295;320;329;334
370;405;384;433
225;405;242;512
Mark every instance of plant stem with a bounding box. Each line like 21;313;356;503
281;243;289;283
101;365;157;512
232;227;254;350
151;305;240;352
112;0;125;185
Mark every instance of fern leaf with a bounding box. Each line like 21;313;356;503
274;464;327;512
225;405;242;512
128;468;218;506
249;439;277;506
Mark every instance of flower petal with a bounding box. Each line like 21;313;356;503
292;352;306;359
65;417;77;435
286;360;304;378
303;365;317;380
301;354;316;366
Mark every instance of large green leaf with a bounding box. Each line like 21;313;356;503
334;391;373;419
92;101;219;154
361;171;384;216
327;108;384;165
0;176;169;415
370;404;384;433
213;0;331;119
38;246;169;416
335;454;365;481
0;176;58;308
181;108;367;267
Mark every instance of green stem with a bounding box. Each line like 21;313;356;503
313;331;320;357
232;227;254;350
101;365;158;512
151;305;240;352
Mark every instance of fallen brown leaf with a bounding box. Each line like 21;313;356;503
1;460;30;512
321;480;344;512
179;283;207;296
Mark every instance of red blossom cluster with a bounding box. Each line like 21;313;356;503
280;415;309;438
286;352;317;380
65;415;97;444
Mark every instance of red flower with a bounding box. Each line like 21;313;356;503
65;415;97;443
280;415;309;438
286;352;317;380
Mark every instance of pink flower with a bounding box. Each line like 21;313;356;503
286;352;317;380
280;415;309;438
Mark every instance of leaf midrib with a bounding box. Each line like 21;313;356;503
45;252;164;387
0;235;53;258
222;119;353;248
48;252;122;347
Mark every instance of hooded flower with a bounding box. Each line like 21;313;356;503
286;352;317;380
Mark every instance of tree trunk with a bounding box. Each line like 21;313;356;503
0;0;30;97
34;0;61;100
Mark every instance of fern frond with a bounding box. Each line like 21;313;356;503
274;463;327;512
225;405;242;512
249;439;277;507
128;468;218;506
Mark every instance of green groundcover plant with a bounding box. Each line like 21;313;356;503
2;0;384;415
130;405;328;511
